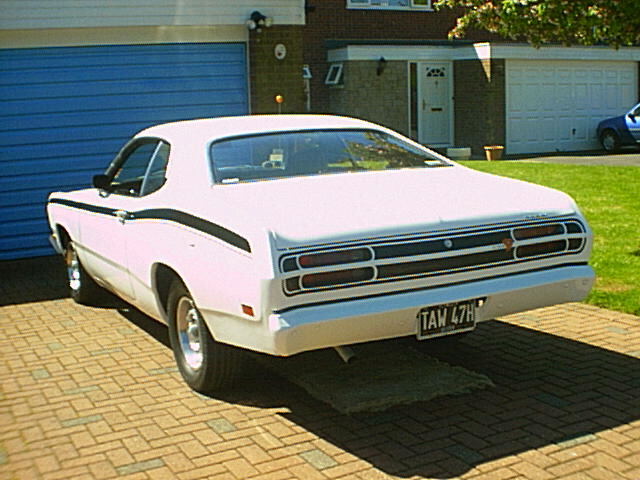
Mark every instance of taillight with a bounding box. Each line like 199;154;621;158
301;267;374;288
517;240;566;258
513;224;563;240
298;248;371;268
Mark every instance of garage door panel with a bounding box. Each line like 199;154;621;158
574;117;588;141
3;89;248;116
605;84;620;109
0;62;246;86
0;45;244;70
509;84;526;113
541;84;556;111
0;42;248;260
591;84;603;109
2;156;113;177
557;117;572;141
575;83;588;109
541;118;556;141
2;140;124;163
3;103;243;134
0;170;103;194
509;118;524;143
507;59;637;154
1;124;143;147
2;75;247;101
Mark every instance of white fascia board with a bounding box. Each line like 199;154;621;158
0;25;248;49
0;1;305;30
328;42;640;63
490;43;640;62
328;45;457;62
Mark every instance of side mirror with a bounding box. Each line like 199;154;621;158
92;174;111;190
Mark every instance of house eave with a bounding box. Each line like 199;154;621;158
327;42;640;63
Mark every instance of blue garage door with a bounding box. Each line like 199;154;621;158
0;43;248;260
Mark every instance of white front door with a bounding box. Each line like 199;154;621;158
418;62;452;146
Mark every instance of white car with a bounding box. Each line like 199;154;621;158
46;115;594;393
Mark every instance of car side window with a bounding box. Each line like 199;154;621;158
107;139;169;197
140;142;170;196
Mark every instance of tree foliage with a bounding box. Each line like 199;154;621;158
434;0;640;48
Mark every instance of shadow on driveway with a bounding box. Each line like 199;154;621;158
120;301;640;479
5;256;639;478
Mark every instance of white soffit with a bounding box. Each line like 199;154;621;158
0;26;248;49
327;43;640;63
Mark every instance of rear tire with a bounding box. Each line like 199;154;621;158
167;281;244;393
64;241;106;305
600;129;620;153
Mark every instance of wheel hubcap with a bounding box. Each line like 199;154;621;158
65;248;81;292
176;297;203;370
602;134;615;151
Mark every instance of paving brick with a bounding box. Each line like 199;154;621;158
547;458;595;477
163;452;195;474
105;447;135;467
176;463;228;480
224;457;260;478
287;463;328;480
3;258;640;480
239;444;272;465
87;460;118;479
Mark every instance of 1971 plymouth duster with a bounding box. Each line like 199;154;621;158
46;115;594;393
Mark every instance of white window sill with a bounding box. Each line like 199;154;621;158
347;6;433;11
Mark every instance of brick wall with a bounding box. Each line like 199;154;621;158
303;0;474;113
453;59;506;156
329;60;409;135
249;26;305;114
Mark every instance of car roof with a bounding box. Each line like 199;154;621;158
136;115;385;145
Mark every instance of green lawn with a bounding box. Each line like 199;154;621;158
460;161;640;316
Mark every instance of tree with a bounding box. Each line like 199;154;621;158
434;0;640;48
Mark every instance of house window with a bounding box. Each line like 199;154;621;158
347;0;431;10
325;63;344;85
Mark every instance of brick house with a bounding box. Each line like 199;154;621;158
1;0;639;260
0;1;306;260
301;0;640;156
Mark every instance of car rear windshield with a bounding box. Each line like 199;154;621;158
210;129;450;183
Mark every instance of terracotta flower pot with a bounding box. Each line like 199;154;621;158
484;145;504;161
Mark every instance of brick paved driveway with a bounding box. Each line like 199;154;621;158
1;257;639;480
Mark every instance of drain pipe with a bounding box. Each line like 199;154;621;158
334;345;356;364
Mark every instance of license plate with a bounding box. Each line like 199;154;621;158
417;300;476;340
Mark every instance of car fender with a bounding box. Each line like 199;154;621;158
598;116;635;144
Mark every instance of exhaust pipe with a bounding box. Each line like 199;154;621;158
334;345;356;364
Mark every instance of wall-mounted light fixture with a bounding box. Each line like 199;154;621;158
376;57;387;76
246;11;273;32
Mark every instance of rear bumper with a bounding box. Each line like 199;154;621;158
261;264;593;356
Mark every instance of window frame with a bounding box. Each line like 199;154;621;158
324;63;344;85
346;0;432;11
208;128;450;184
104;137;171;197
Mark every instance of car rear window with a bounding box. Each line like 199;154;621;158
209;129;449;183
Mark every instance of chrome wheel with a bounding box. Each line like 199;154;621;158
65;247;81;293
176;297;204;371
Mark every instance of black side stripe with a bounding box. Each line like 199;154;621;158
48;198;251;253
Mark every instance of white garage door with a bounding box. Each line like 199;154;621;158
506;60;638;154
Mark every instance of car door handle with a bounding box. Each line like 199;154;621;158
114;210;130;224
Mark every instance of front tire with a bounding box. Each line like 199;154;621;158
64;241;105;305
167;281;244;393
600;129;620;152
